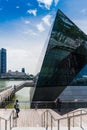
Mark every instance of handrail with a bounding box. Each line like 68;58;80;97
81;108;87;113
67;108;83;118
41;108;87;130
0;109;17;130
67;108;82;115
41;109;81;122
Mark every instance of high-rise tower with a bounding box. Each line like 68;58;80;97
0;48;7;74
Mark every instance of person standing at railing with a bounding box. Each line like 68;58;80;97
56;98;62;112
14;100;20;118
35;103;38;110
14;85;16;91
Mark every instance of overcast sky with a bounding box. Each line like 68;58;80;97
0;0;87;74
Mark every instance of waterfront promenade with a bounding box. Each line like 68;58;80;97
0;80;34;107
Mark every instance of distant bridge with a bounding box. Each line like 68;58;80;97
14;80;34;93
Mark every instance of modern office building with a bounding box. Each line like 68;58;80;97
0;48;7;74
30;9;87;108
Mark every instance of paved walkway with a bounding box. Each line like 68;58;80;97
0;81;33;107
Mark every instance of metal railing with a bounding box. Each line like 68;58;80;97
41;108;87;130
0;109;17;130
1;100;30;109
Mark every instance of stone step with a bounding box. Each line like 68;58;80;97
48;127;85;130
12;127;85;130
12;127;46;130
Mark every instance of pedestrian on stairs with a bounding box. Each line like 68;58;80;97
14;99;20;118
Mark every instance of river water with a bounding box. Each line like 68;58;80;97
0;80;31;108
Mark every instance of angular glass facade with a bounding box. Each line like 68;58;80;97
30;10;87;107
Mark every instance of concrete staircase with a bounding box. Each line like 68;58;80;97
1;109;87;130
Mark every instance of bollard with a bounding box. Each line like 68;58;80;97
5;120;7;130
73;112;74;127
51;116;52;130
10;116;11;130
80;110;82;127
68;118;70;130
0;118;1;130
46;110;48;129
58;120;59;130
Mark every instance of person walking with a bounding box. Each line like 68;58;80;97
14;85;16;91
14;100;20;118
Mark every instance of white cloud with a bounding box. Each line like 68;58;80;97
36;23;45;32
23;29;37;36
38;3;44;9
37;0;53;10
37;0;59;9
80;9;87;15
54;0;59;6
36;14;52;33
27;9;37;16
16;6;20;9
42;14;52;26
24;20;30;24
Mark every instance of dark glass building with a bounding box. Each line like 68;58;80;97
30;9;87;108
0;48;7;74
